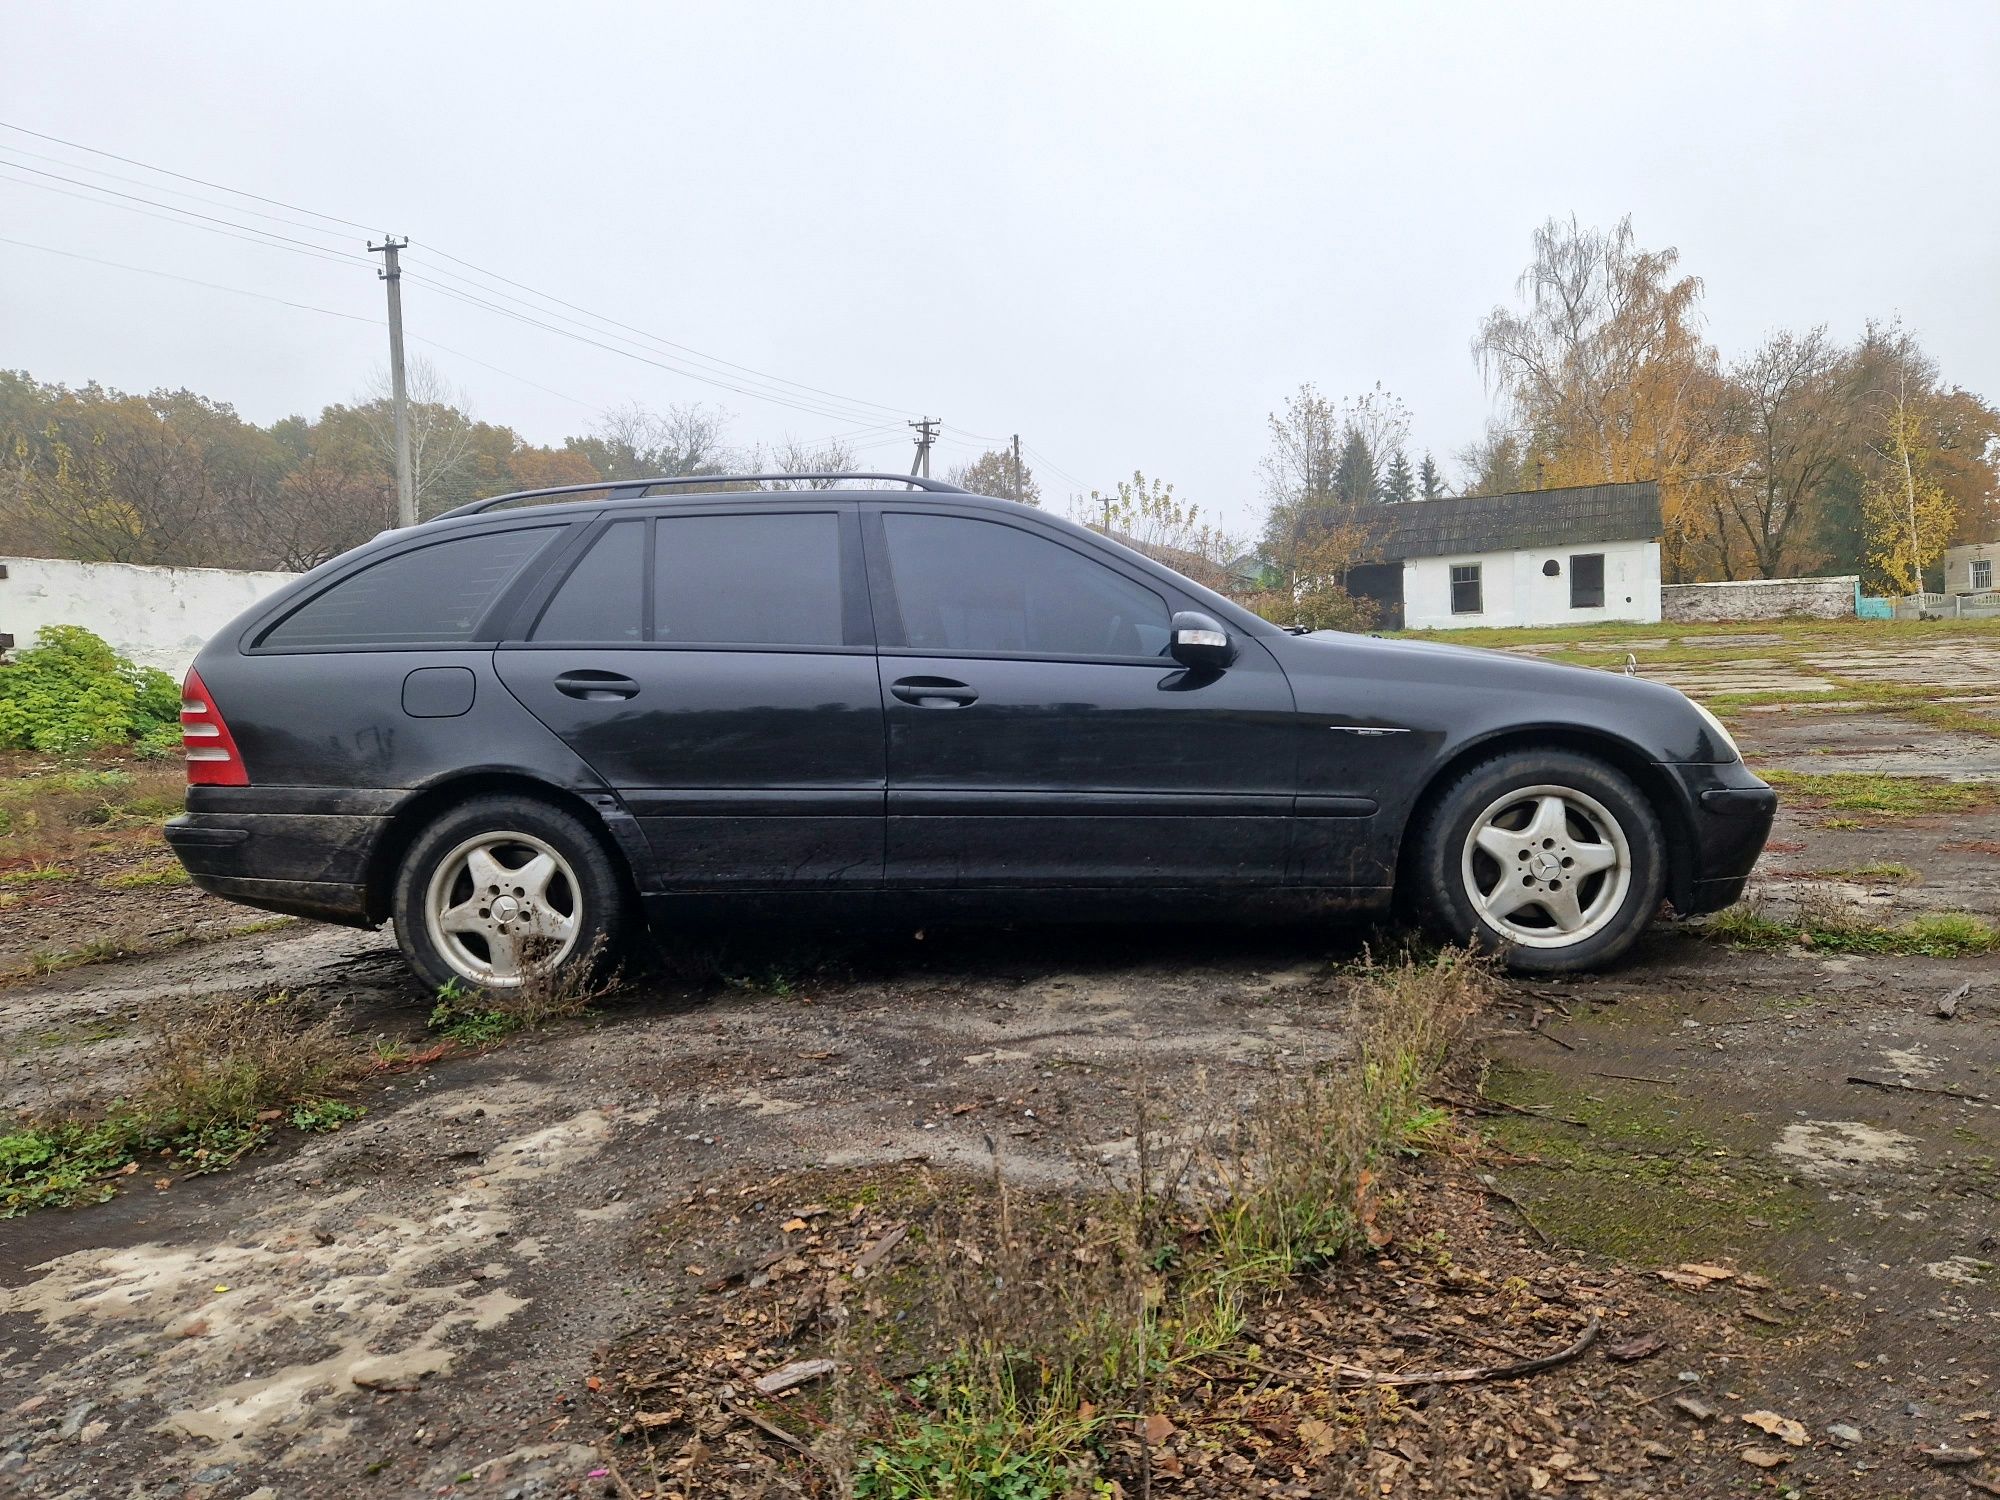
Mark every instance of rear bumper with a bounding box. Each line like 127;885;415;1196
165;808;386;927
1657;763;1779;915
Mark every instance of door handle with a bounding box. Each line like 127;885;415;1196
554;670;640;701
890;676;978;708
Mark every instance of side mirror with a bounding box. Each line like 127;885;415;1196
1169;610;1234;670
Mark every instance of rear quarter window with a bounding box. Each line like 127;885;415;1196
260;526;558;649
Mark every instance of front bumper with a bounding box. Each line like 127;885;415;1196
1656;762;1778;915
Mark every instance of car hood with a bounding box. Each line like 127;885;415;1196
1272;630;1733;763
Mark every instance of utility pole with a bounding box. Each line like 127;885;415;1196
908;416;938;479
368;236;416;527
1010;433;1023;503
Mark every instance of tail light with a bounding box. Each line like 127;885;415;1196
181;668;248;786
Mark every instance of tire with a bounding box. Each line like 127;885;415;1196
392;794;630;995
1410;750;1665;974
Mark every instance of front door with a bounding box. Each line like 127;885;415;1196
865;506;1297;887
496;506;884;889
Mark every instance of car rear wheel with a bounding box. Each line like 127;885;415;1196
393;795;629;994
1412;750;1664;973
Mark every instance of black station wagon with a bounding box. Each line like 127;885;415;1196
164;473;1776;987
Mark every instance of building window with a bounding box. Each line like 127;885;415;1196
1569;552;1606;609
1449;563;1482;615
1975;559;1994;591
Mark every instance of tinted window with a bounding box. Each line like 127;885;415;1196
263;527;556;648
884;513;1170;656
655;512;842;646
1569;552;1605;609
532;521;645;641
1450;563;1482;615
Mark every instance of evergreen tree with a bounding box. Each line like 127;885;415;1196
1380;449;1415;503
1332;426;1378;505
1418;451;1447;501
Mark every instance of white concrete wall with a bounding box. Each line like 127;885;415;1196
1402;539;1660;630
1662;575;1857;623
1;557;298;675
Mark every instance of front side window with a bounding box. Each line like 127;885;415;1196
1975;559;1994;591
654;511;843;646
1449;563;1483;615
531;521;645;642
262;526;556;649
1569;552;1606;609
883;513;1171;657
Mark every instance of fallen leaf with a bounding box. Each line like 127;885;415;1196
1917;1444;1986;1466
1741;1410;1809;1448
781;1218;808;1233
585;1375;603;1393
752;1358;836;1396
1739;1446;1789;1469
1297;1417;1338;1458
1142;1413;1174;1444
1677;1262;1737;1282
1605;1331;1666;1362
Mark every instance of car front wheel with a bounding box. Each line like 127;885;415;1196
392;794;629;994
1413;750;1665;973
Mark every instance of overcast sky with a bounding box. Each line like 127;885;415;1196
3;1;1996;535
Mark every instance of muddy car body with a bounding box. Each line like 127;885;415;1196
164;474;1775;984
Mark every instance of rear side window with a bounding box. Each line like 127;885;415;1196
655;512;842;646
262;527;556;649
531;521;645;642
883;513;1170;656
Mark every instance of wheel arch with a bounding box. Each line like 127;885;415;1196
1397;726;1698;914
363;772;642;925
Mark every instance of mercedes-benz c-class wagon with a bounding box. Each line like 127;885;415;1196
164;472;1775;988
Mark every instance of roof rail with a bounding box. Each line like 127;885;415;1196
431;472;969;522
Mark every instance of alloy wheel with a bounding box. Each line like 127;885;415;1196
422;830;582;986
1459;784;1632;949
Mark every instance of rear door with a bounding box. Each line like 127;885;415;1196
495;503;885;889
864;505;1298;887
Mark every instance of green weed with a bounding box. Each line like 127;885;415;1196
1757;768;1996;816
1702;900;1999;957
1;994;361;1216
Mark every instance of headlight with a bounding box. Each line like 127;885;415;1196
1687;696;1741;763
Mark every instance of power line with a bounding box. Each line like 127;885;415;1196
402;271;917;426
0;118;377;233
0;234;379;322
0;234;611;415
0;170;370;272
402;258;906;427
0;160;376;265
0;144;359;245
0;119;1099;485
407;248;920;424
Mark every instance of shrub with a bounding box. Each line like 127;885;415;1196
0;625;182;754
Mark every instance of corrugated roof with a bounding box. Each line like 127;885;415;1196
1362;481;1661;561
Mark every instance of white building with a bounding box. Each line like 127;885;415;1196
1343;481;1663;631
1943;539;1998;597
